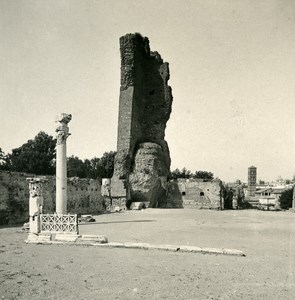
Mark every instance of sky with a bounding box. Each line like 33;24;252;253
1;0;295;183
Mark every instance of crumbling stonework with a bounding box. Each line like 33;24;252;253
177;179;224;209
166;182;183;208
129;143;168;207
0;171;104;224
112;33;173;207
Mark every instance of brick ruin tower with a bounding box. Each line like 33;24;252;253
111;33;173;208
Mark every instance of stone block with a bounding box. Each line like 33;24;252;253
146;244;180;252
179;245;202;253
36;233;51;242
79;234;108;244
130;202;145;210
222;248;246;256
123;242;150;249
200;247;225;255
54;234;79;242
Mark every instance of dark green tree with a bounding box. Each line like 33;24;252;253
279;188;293;210
67;156;87;178
222;185;233;209
88;157;104;179
169;168;191;179
193;171;214;180
67;152;116;179
180;167;192;178
169;168;214;180
6;131;56;175
169;168;181;180
97;151;116;178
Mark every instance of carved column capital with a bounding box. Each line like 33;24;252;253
55;113;72;145
27;177;48;197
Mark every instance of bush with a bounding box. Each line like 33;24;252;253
279;188;293;210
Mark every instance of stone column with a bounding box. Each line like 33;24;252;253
55;113;72;215
27;177;47;234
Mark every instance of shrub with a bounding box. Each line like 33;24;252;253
279;188;293;210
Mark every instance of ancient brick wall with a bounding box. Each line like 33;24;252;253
0;171;104;224
112;33;173;206
177;179;224;209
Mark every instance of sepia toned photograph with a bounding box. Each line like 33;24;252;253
0;1;294;299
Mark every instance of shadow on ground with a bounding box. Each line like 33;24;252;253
79;219;156;226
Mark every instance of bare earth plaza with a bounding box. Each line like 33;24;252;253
0;209;294;299
1;1;295;300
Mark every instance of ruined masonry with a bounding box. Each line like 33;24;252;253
0;171;105;225
111;33;173;208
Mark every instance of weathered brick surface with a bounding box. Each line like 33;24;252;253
0;171;104;224
112;33;173;204
177;179;224;209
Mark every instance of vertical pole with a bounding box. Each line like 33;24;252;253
55;113;72;215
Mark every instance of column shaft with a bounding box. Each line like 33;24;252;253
56;142;67;214
55;113;72;215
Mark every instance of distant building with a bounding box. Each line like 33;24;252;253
177;178;224;209
255;187;288;209
247;166;257;197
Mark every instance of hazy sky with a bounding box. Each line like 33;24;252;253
1;0;295;182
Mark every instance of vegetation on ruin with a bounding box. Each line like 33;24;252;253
279;188;293;209
169;168;214;180
1;131;215;182
67;151;116;179
0;131;116;179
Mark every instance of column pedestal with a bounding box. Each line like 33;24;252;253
27;177;47;234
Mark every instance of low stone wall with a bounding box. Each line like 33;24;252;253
0;171;104;225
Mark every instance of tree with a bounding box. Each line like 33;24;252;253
169;168;191;179
97;151;116;178
181;167;192;178
279;188;293;210
222;185;233;209
67;151;116;179
169;168;181;180
6;131;56;175
88;157;104;179
193;171;214;180
169;168;214;180
67;156;87;178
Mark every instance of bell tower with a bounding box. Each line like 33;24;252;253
247;166;257;197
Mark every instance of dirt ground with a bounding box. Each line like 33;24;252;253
1;209;295;300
